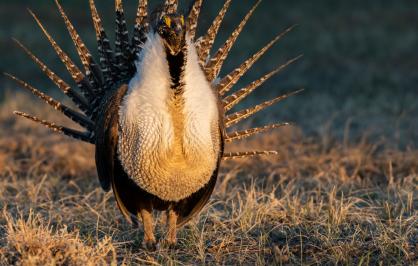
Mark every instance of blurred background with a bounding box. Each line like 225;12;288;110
1;0;417;147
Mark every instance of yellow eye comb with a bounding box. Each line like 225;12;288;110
164;16;171;28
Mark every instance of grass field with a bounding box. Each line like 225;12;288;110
0;95;416;265
0;0;417;265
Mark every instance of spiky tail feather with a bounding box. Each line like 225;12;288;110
187;0;204;41
5;73;94;131
12;0;149;142
28;10;95;104
13;38;90;113
55;0;103;90
217;26;298;96
13;111;93;143
225;89;304;128
204;0;262;81
225;123;291;143
222;56;302;112
195;0;232;66
132;0;149;56
89;0;116;84
115;0;132;79
222;151;278;160
164;0;178;14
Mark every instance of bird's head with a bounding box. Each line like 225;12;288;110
156;14;186;56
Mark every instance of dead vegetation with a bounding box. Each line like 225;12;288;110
0;93;416;265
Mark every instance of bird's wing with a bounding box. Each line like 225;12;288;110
94;84;128;191
96;84;159;225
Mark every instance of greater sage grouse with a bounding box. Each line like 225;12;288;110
8;0;301;248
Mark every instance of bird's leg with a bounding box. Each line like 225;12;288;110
159;210;168;226
165;208;178;246
139;205;156;250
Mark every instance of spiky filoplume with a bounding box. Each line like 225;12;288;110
164;0;178;14
10;0;301;247
195;0;232;66
132;0;149;56
205;0;262;81
89;0;116;84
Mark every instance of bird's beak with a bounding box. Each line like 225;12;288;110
164;25;184;55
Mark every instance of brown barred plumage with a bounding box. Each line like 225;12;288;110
55;0;103;90
164;0;178;14
28;10;94;101
225;123;291;143
13;39;89;112
16;1;300;156
5;73;94;130
222;55;303;111
115;0;132;79
195;0;232;66
225;89;304;128
222;151;278;160
132;0;149;55
187;0;203;41
204;0;262;81
218;25;297;96
89;0;116;84
14;111;93;143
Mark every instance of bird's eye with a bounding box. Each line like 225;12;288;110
180;15;184;26
164;16;171;28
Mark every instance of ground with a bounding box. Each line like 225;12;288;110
0;95;416;265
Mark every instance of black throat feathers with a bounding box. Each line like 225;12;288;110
165;46;187;94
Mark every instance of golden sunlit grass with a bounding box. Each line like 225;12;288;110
0;93;417;265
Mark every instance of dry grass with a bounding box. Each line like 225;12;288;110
0;93;417;265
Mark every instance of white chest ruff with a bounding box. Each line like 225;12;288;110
118;34;220;202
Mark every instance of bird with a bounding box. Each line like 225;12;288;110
7;0;302;248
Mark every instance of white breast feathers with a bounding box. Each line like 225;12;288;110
118;33;220;202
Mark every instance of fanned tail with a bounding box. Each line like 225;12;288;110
13;39;89;112
164;0;178;14
222;151;278;160
187;0;204;41
195;0;232;66
28;10;94;104
204;0;262;81
14;0;302;157
54;0;103;91
225;123;291;143
217;26;297;96
115;0;133;79
132;0;149;56
14;0;156;143
225;89;304;128
5;73;94;131
89;0;116;85
222;55;302;111
14;111;93;143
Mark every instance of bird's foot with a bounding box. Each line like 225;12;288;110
161;236;177;249
142;238;157;251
